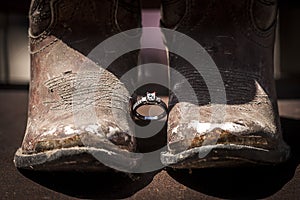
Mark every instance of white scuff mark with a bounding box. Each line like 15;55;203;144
92;147;117;156
64;126;79;135
85;124;101;135
42;128;57;136
106;126;120;138
188;120;248;134
124;135;129;142
171;125;179;134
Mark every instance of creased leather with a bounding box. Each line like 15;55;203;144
21;0;141;154
163;0;289;156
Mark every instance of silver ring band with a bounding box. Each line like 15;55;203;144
132;92;168;121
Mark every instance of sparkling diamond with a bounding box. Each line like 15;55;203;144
146;92;156;102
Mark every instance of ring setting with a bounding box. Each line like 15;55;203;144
132;92;168;121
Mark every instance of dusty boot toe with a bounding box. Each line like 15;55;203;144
14;0;142;172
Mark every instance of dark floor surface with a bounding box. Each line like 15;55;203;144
0;87;300;199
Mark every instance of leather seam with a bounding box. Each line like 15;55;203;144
29;0;60;39
248;0;275;37
169;0;189;31
229;0;273;48
113;0;142;38
29;0;76;54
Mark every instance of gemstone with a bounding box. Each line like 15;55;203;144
146;92;156;102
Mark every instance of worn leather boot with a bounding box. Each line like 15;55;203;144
14;0;142;171
161;0;290;168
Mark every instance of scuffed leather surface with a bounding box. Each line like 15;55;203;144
163;0;289;153
22;0;141;154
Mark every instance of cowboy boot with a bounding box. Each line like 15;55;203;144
14;0;142;171
161;0;290;168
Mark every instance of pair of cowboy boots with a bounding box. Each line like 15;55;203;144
14;0;290;172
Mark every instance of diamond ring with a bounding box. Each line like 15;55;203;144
132;92;168;121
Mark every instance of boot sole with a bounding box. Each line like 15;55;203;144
14;144;142;172
161;144;290;168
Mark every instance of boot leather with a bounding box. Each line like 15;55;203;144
14;0;142;170
161;0;290;168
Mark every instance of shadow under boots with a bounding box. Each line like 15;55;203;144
19;168;155;199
